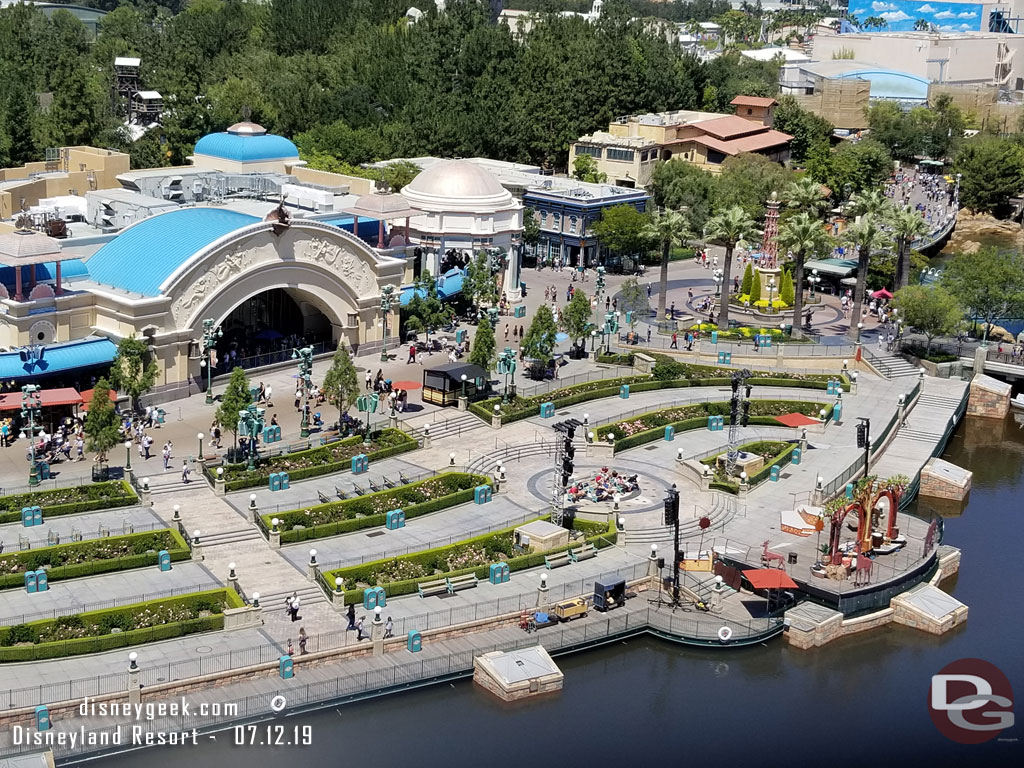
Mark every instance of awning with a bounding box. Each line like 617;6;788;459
80;388;118;410
743;569;799;590
871;288;893;299
804;258;858;277
774;413;819;428
0;338;118;381
0;387;82;411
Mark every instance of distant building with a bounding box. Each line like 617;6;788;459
569;98;793;185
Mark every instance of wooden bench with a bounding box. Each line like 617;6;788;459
381;475;397;488
317;490;331;505
399;471;412;484
368;478;382;492
352;483;366;496
417;578;448;598
544;551;572;569
569;543;597;563
446;573;478;593
334;486;348;500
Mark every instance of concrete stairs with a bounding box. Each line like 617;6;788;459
624;493;739;545
199;528;264;548
866;350;920;379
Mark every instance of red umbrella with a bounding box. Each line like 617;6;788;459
391;381;422;390
871;288;893;299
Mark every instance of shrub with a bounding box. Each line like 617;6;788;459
0;481;137;522
265;472;489;542
0;589;243;661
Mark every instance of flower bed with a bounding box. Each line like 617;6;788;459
0;529;190;589
472;360;845;425
0;481;137;523
699;440;799;493
324;518;615;604
597;400;833;453
264;472;490;543
222;429;417;491
0;589;243;662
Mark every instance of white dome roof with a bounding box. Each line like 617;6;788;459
402;160;517;214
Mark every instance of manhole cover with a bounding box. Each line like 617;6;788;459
781;473;793;479
557;411;572;416
644;445;659;451
366;531;385;538
195;646;213;654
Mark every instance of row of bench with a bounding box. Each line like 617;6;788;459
317;471;414;504
544;543;597;569
414;545;600;598
417;573;478;597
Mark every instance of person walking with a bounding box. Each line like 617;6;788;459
384;616;394;639
408;344;416;364
365;369;372;390
286;638;294;656
670;332;678;349
181;461;191;484
356;616;366;641
290;592;301;622
346;603;356;630
298;627;308;655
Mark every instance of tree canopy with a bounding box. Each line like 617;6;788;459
108;335;157;413
953;136;1024;215
592;205;652;255
893;285;963;354
941;246;1024;341
322;343;360;424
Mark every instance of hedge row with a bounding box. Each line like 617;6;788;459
0;589;243;662
325;518;616;604
223;429;418;491
0;481;138;522
473;371;847;425
265;473;490;543
700;440;799;494
0;529;190;590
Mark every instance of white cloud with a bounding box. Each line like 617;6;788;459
853;7;868;14
880;10;912;21
916;4;936;12
871;1;896;11
959;22;972;28
938;24;956;30
957;11;977;18
935;10;955;18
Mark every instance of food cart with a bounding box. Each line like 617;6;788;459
421;362;487;407
593;578;626;612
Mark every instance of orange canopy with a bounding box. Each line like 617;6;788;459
0;387;82;411
774;412;820;428
80;388;117;409
743;569;799;590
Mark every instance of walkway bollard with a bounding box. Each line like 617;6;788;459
536;573;550;608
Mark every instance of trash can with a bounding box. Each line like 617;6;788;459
787;552;798;565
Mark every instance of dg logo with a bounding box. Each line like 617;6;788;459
930;658;1014;744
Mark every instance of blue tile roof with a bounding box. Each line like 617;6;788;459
194;132;299;162
85;209;260;296
0;259;88;290
0;337;117;381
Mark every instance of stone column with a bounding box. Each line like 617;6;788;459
270;518;281;549
214;468;226;496
249;494;259;524
190;529;203;562
710;576;725;612
897;395;906;426
536;573;549;608
306;549;319;582
331;578;346;612
422;425;432;450
227;562;238;594
371;606;384;657
647;544;660;579
973;345;987;378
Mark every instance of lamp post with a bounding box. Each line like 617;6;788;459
497;347;517;403
714;269;723;297
201;318;222;405
293;346;314;438
808;268;819;300
594;266;606;330
768;276;776;314
197;432;204;461
20;385;42;486
356;393;378;446
460;374;467;397
590;329;597;352
124;440;132;472
379;284;395;362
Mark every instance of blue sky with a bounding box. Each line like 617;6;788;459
848;1;984;32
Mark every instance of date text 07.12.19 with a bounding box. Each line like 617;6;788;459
233;725;312;746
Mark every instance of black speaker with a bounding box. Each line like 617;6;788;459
657;557;665;569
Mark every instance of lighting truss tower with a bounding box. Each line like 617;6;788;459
726;369;753;476
550;419;581;527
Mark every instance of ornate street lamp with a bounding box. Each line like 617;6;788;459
293;346;314;438
379;284;395;363
21;385;42;486
201;318;222;405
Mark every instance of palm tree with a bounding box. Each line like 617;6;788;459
704;206;759;331
778;213;831;339
784;177;829;219
847;189;888;219
888;205;929;290
844;216;892;341
644;209;692;322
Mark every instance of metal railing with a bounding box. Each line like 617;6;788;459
516;365;634;398
5;519;164;551
211;340;335;377
586;392;834;430
0;583;220;627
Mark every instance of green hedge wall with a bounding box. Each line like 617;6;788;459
0;589;243;662
699;440;799;494
0;529;190;590
0;481;138;523
265;473;490;543
326;518;618;604
223;429;417;491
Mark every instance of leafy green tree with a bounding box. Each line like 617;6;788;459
888;205;929;290
216;367;253;451
642;209;691;321
618;277;649;331
808;139;892;200
592;205;653;259
322;343;360;427
377;160;421;193
894;285;963;354
84;377;120;466
108;335;157;413
521;303;558;364
953;136;1024;215
714;153;793;223
779;269;795;307
741;262;753;296
941;247;1024;343
468;319;497;372
572;153;607;183
778;211;830;338
704;205;759;330
648;159;716;231
522;208;541;250
561;287;592;352
464;252;498;311
750;270;762;303
772;95;833;163
403;269;451;345
784;176;828;219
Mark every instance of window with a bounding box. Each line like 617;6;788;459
747;108;753;115
569;216;578;234
707;149;727;165
575;144;602;158
606;148;635;163
552;213;562;232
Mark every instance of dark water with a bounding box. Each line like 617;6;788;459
99;415;1024;767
